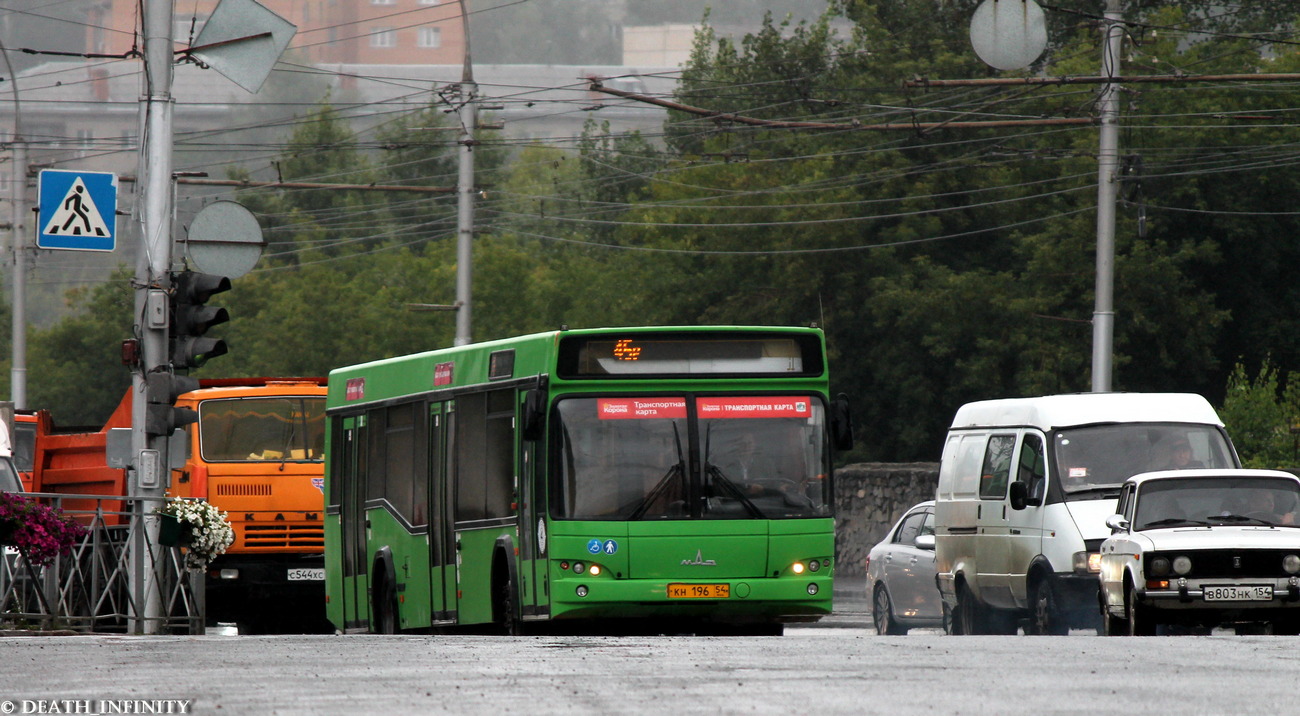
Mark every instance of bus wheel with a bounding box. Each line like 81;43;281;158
494;564;521;636
374;576;398;634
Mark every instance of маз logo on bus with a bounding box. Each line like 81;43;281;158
681;549;717;566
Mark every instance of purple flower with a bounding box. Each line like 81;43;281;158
0;493;88;566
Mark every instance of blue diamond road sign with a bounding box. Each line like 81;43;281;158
38;169;118;251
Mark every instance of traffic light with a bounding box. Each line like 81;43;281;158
145;372;200;437
170;270;231;369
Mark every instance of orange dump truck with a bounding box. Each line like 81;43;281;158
32;377;329;633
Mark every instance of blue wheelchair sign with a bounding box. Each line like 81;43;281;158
38;170;117;251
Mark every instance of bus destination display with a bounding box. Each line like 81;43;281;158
559;333;821;377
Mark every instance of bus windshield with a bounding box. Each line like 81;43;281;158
554;395;831;520
199;397;326;462
1053;423;1235;494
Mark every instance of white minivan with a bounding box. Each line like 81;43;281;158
934;393;1239;634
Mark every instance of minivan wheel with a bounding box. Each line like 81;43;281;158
1029;579;1068;636
955;582;981;635
873;585;908;636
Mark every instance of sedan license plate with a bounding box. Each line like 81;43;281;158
667;583;730;599
288;568;325;582
1204;584;1272;602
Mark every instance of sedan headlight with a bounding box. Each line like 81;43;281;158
1149;557;1171;576
1172;556;1192;575
1284;554;1300;575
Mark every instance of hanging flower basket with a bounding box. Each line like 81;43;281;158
0;492;87;566
156;497;234;572
156;512;190;547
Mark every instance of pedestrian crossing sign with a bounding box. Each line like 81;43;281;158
38;169;118;251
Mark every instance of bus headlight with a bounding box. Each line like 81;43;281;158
791;562;805;575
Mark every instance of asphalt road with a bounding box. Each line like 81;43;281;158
7;577;1299;716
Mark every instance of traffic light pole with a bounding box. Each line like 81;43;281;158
130;0;176;634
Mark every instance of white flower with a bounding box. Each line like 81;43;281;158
159;497;234;572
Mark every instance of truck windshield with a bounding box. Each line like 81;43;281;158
199;397;326;462
554;395;831;520
1053;423;1235;493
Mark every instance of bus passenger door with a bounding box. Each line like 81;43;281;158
429;402;458;622
340;416;369;628
518;391;542;619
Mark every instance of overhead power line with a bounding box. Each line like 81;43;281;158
586;79;1094;133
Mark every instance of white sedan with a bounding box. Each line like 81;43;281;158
866;500;944;635
1099;468;1300;635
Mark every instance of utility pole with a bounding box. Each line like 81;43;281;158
454;0;476;346
1091;0;1123;393
1;39;26;409
130;0;176;634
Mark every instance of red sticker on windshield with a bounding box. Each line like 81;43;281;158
698;397;812;418
598;398;686;419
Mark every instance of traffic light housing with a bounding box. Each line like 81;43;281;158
170;270;231;369
145;372;200;437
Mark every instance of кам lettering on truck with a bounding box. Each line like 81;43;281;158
32;377;330;633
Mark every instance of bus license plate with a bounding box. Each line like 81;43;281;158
667;583;729;599
1204;585;1272;602
288;568;326;581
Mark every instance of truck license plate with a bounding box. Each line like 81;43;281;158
288;568;325;581
667;583;729;599
1203;585;1272;601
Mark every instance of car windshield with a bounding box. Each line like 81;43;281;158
1053;423;1234;494
199;397;326;462
1133;476;1300;530
554;395;831;520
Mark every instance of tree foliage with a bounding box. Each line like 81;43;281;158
20;2;1300;464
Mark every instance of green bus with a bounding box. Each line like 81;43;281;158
323;326;852;635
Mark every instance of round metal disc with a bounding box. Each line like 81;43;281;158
970;0;1048;71
185;200;265;278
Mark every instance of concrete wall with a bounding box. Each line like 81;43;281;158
833;462;939;580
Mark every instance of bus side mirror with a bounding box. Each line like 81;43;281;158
521;389;546;442
830;396;854;452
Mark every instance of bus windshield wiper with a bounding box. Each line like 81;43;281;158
705;463;764;518
629;424;685;521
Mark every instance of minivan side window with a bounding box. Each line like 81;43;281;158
1015;434;1046;502
947;434;987;498
979;435;1016;499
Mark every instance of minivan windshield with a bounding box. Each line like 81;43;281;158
1054;423;1235;494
